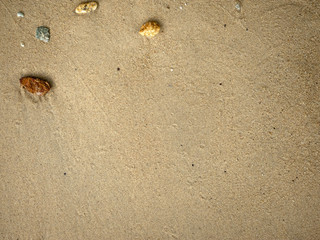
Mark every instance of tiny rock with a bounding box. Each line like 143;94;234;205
17;11;24;18
139;21;160;38
235;0;242;11
75;2;98;14
20;77;51;96
36;26;50;43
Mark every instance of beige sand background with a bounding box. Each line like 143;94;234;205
1;0;319;239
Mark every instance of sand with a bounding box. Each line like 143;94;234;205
0;0;319;239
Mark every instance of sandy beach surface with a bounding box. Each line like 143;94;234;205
1;0;319;239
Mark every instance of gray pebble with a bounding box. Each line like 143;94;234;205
36;26;50;43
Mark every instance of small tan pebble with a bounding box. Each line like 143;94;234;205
20;77;51;96
139;21;160;38
75;2;98;14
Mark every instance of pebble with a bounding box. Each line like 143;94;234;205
36;26;50;43
17;11;24;18
139;21;160;38
20;42;25;47
235;1;242;11
75;2;98;14
20;77;51;96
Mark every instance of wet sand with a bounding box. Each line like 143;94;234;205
0;0;319;239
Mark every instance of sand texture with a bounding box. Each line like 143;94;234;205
0;0;320;239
